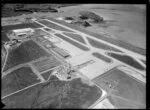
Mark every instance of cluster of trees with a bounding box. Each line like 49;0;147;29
65;11;104;28
2;4;59;17
71;21;91;27
79;11;104;23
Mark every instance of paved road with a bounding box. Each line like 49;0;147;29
1;17;146;109
34;18;146;108
34;19;146;77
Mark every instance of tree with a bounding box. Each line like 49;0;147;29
79;11;104;23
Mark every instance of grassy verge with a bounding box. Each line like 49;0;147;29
92;52;112;63
87;37;122;52
55;33;90;51
2;66;40;97
3;40;50;72
107;52;145;71
47;18;146;56
37;20;74;32
63;32;86;44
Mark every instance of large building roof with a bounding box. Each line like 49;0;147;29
12;28;34;33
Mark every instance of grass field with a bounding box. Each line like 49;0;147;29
87;37;122;52
2;31;10;42
55;33;90;51
32;57;61;72
33;28;50;36
2;66;40;98
1;46;7;68
140;59;146;65
2;76;102;108
41;69;54;80
63;32;86;44
3;40;50;72
92;52;112;63
2;22;44;43
43;27;55;33
2;82;43;108
93;68;145;106
107;52;145;71
47;18;145;55
2;9;32;18
31;76;102;108
107;95;145;109
2;22;43;31
37;63;59;72
37;20;74;32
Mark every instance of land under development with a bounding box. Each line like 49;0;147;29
1;4;146;109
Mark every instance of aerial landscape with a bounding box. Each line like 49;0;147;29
1;4;146;109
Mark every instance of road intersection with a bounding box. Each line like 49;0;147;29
1;17;146;108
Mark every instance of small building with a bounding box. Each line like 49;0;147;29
7;28;34;40
12;28;34;37
56;17;64;20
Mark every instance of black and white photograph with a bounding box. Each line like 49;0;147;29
1;3;146;109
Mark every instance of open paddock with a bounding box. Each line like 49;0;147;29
93;67;145;106
3;76;103;109
32;57;61;73
106;95;145;109
3;40;51;72
2;66;40;98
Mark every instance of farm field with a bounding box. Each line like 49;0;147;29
107;52;145;71
92;52;112;63
3;40;50;72
93;68;145;107
55;33;90;51
2;66;40;98
2;76;102;109
37;20;74;32
63;32;86;44
87;37;122;52
32;57;61;72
